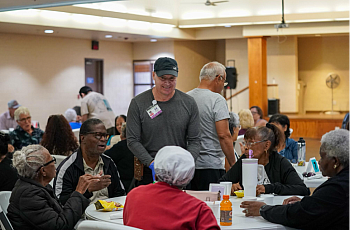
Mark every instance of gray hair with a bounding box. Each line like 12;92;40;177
199;61;226;81
320;129;349;167
229;112;240;135
121;122;127;138
14;106;30;121
64;108;77;122
12;145;46;179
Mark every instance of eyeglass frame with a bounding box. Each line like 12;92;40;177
158;75;176;82
242;140;268;147
36;156;56;172
18;116;31;122
84;132;110;141
216;74;228;87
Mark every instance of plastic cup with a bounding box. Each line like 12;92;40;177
220;182;233;195
205;201;220;219
260;194;274;205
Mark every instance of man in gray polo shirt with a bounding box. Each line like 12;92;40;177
127;57;201;185
187;61;236;190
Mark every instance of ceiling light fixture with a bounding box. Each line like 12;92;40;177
105;35;112;38
150;39;157;42
44;29;54;33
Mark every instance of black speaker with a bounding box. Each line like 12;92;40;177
225;67;237;89
268;99;280;116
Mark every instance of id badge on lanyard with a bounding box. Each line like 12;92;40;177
146;100;162;119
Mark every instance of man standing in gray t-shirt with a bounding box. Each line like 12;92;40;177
127;57;200;185
187;61;236;190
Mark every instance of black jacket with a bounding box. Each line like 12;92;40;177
104;139;134;193
260;166;349;230
219;151;310;195
54;148;125;205
7;177;89;230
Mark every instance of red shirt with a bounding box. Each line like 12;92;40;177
124;182;220;230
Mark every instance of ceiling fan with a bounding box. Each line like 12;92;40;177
204;0;229;6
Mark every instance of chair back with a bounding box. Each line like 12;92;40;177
341;113;350;129
0;206;13;230
72;128;80;142
76;220;142;230
234;135;245;157
0;191;11;215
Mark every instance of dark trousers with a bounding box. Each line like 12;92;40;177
190;169;225;191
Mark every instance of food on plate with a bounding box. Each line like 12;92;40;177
94;200;124;211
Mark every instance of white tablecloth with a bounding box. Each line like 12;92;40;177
85;195;299;230
292;163;328;188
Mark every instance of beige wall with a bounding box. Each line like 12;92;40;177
0;33;133;129
226;36;300;114
267;36;299;113
174;40;217;92
133;41;174;60
298;36;349;112
225;38;249;113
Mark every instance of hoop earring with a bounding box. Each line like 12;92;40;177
334;165;337;169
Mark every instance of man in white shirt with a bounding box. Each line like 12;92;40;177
79;86;115;135
187;62;236;190
0;100;21;130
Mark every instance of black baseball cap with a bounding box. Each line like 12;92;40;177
154;57;178;77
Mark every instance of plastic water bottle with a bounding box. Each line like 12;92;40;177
220;195;232;226
297;137;306;166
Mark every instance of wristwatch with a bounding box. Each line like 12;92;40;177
259;204;269;215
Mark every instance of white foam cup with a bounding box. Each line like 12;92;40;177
260;194;274;205
205;201;220;219
220;182;233;195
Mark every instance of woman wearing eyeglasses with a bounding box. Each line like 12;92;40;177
7;145;100;230
219;124;310;196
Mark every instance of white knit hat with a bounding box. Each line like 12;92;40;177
154;146;195;188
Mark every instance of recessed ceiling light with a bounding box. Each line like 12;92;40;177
105;35;113;38
224;25;232;28
44;30;54;34
150;39;157;42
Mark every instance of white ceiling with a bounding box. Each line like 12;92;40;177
0;0;348;42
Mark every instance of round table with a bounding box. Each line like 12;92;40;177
85;195;299;230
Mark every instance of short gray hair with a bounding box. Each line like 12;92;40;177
65;108;77;122
121;122;127;138
229;112;240;135
320;129;349;168
14;106;30;121
199;61;226;81
12;145;46;179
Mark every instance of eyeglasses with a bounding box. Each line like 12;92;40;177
251;111;258;115
36;156;56;172
158;76;176;82
242;140;268;147
18;116;31;122
85;132;110;141
302;172;316;177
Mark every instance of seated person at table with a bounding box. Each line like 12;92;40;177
9;106;44;151
219;124;310;196
7;145;100;230
0;99;21;130
41;114;79;156
241;129;349;230
64;108;82;130
268;114;298;163
124;146;220;230
104;122;134;193
238;109;254;136
54;118;125;205
250;106;268;127
228;112;240;163
0;132;18;191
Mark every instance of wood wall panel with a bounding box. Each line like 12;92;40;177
248;37;268;116
289;119;343;139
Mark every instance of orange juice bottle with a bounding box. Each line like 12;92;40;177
220;195;232;226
